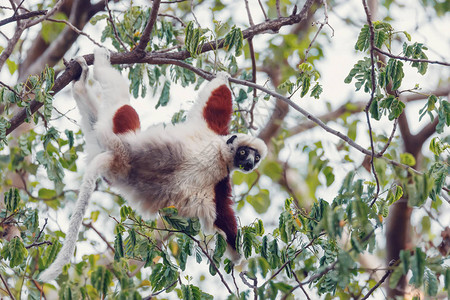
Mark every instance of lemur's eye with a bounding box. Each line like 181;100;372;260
255;155;260;161
240;149;246;156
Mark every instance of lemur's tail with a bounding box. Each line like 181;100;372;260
38;152;112;282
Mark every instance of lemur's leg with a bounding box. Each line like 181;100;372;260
93;48;130;108
73;57;103;159
73;57;98;128
93;48;140;135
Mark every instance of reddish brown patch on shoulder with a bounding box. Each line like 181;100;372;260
214;176;238;249
113;105;141;134
202;85;232;136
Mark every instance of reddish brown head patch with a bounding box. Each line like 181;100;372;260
202;85;232;136
113;105;141;134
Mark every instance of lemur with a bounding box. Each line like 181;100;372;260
38;48;267;281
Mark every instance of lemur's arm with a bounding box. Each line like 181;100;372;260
187;73;233;135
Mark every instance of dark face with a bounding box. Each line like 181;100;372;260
234;146;261;172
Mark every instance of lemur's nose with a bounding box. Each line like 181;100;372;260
243;159;254;171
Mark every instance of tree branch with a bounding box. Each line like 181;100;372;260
6;0;316;135
0;274;14;300
374;47;450;67
361;265;394;300
0;10;47;26
287;101;366;137
362;0;380;204
135;0;161;52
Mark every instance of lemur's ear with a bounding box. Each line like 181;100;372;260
226;135;237;144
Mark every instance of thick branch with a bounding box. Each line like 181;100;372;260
7;0;316;135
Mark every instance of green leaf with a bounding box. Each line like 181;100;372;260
156;80;171;109
445;268;450;298
387;185;403;205
410;247;426;286
90;14;107;25
242;229;258;259
223;26;243;56
4;188;20;212
5;238;28;267
65;129;74;149
403;42;429;75
345;58;372;92
400;153;416;166
6;59;18;75
310;82;323;99
389;264;404;289
41;13;67;43
114;232;124;261
246;189;270;214
399;250;410;275
184;21;206;58
424;268;438;296
369;99;381;120
355;25;370;52
213;234;227;263
261;236;269;261
120;205;132;222
385;59;404;90
300;76;311;97
91;266;113;296
235;89;248;103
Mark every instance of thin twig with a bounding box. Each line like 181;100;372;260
244;0;258;129
377;117;398;156
26;218;53;249
361;260;397;300
136;0;161;52
262;234;324;287
304;0;334;61
244;0;255;26
276;0;282;18
83;222;115;253
47;18;105;48
144;280;178;299
31;279;46;299
25;0;65;27
292;271;311;300
190;0;200;26
105;0;128;51
374;47;450;67
257;0;268;20
0;274;15;300
231;268;240;296
186;233;234;295
362;0;380;206
0;80;19;96
158;13;186;27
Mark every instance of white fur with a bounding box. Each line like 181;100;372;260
39;50;267;282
